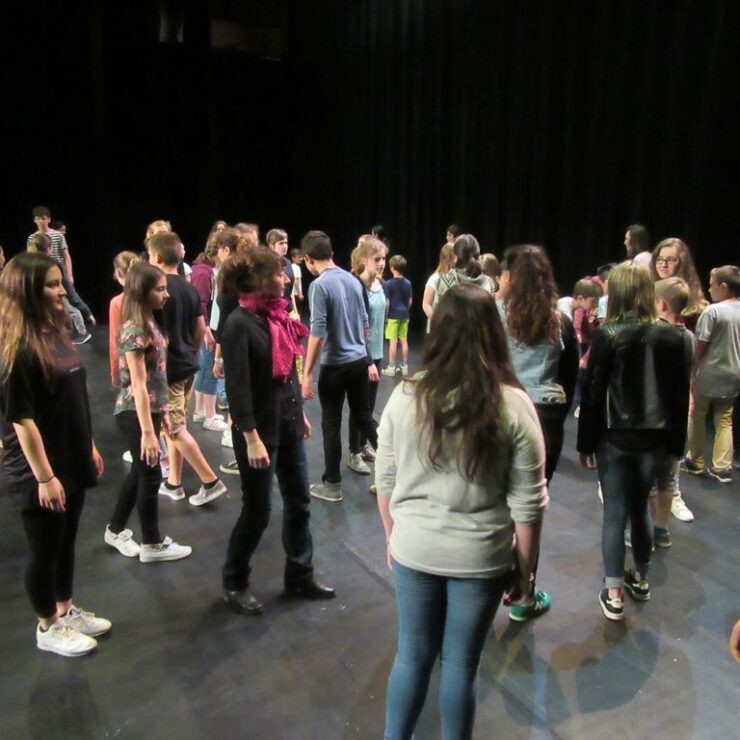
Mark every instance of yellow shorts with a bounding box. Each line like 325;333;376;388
385;319;409;341
167;375;195;434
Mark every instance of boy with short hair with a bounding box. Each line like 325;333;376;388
289;248;304;303
382;255;412;377
652;278;696;540
684;265;740;483
147;232;227;506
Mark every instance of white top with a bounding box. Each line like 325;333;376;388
375;382;548;578
291;263;302;279
557;296;574;320
425;272;441;290
694;300;740;398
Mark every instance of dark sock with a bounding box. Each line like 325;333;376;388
165;482;181;490
654;526;669;535
204;478;219;489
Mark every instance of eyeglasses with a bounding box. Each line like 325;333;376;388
655;256;679;265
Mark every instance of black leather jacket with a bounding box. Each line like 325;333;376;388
577;319;692;457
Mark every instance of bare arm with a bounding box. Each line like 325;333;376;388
125;349;160;466
13;419;66;511
193;315;206;350
301;335;325;399
64;250;74;283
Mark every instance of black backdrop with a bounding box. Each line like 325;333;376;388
3;0;738;320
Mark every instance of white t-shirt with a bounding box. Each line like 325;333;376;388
557;296;574;320
291;263;302;296
694;300;740;398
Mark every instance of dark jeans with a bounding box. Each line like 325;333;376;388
110;411;163;544
385;560;508;740
222;422;314;591
62;274;92;322
597;435;661;588
10;479;85;619
349;359;381;452
534;403;569;485
318;359;378;483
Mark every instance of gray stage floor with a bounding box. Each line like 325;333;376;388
0;330;738;739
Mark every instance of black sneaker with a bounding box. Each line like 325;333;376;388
72;332;92;345
706;467;733;484
680;457;704;476
623;570;650;601
219;459;240;476
598;589;624;621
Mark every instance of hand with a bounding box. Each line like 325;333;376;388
38;477;66;512
204;328;216;352
580;453;597;470
141;430;160;467
92;444;104;479
247;438;270;469
301;372;315;400
162;412;174;440
368;364;379;382
89;314;97;327
578;356;588;369
504;573;533;606
303;414;313;440
213;360;225;379
730;619;740;663
386;543;393;570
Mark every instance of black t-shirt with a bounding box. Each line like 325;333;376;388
163;274;203;383
282;264;294;302
0;341;97;488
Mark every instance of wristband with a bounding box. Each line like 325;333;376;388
38;475;56;485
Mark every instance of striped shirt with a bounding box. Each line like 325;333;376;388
26;229;68;273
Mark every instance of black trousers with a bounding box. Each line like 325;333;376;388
10;479;85;619
348;359;382;453
318;359;379;483
222;421;313;591
534;403;570;485
110;410;163;544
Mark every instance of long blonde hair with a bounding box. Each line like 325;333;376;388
650;238;707;316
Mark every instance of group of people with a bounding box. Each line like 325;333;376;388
0;212;738;739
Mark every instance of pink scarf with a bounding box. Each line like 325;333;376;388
239;293;308;382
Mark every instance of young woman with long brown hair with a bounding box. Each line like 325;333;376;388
376;283;547;739
0;252;108;657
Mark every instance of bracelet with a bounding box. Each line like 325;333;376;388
38;475;56;485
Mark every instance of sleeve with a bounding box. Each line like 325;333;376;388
425;272;440;290
190;269;212;320
374;387;399;497
118;323;149;355
404;279;413;305
577;328;611;454
222;315;257;431
557;312;580;408
505;392;549;524
2;351;38;422
59;232;69;252
694;306;715;343
309;281;328;339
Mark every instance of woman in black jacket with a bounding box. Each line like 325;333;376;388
577;262;691;621
220;247;335;614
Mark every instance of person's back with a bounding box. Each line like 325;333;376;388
163;273;202;383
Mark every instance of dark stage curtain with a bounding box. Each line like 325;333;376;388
288;0;739;299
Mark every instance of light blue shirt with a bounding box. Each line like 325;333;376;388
368;283;387;361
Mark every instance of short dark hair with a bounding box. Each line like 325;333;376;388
51;220;65;231
219;247;282;295
447;224;462;238
597;262;617;281
573;277;602;299
147;231;181;267
389;255;407;274
711;265;740;296
301;230;333;260
32;206;51;218
626;224;650;257
289;247;303;259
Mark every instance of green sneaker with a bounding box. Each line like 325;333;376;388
508;589;552;622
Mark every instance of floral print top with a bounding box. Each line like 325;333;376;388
114;320;169;415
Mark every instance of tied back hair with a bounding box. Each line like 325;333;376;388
410;283;522;482
0;252;70;382
453;234;482;278
218;246;282;296
503;245;560;344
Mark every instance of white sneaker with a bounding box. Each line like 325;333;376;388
573;406;580;418
189;479;227;506
361;443;376;462
192;412;206;423
37;622;97;657
158;482;185;501
203;416;228;432
59;606;112;637
348;453;371;475
139;536;192;563
381;365;397;377
671;491;695;522
104;526;141;557
221;430;234;448
122;450;133;464
400;364;409;377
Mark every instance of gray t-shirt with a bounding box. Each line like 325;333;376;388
694;300;740;399
375;382;548;579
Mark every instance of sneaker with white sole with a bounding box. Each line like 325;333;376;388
189;479;227;506
400;364;409;377
158;482;185;500
122;450;133;464
671;491;694;522
706;467;733;484
59;606;112;637
381;365;397;377
202;416;228;432
508;589;552;622
348;452;371;475
221;430;234;448
104;526;141;557
598;589;624;621
680;457;704;476
37;622;97;657
192;412;206;423
623;570;651;601
309;481;343;502
597;482;603;504
219;459;240;475
361;443;376;462
139;536;192;563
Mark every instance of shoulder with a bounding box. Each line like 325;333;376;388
501;385;540;429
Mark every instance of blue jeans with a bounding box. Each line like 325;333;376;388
385;560;507;740
597;435;662;588
194;345;219;395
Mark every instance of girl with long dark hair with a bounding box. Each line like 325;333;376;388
433;233;495;308
105;262;191;562
0;252;108;657
376;283;547;739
